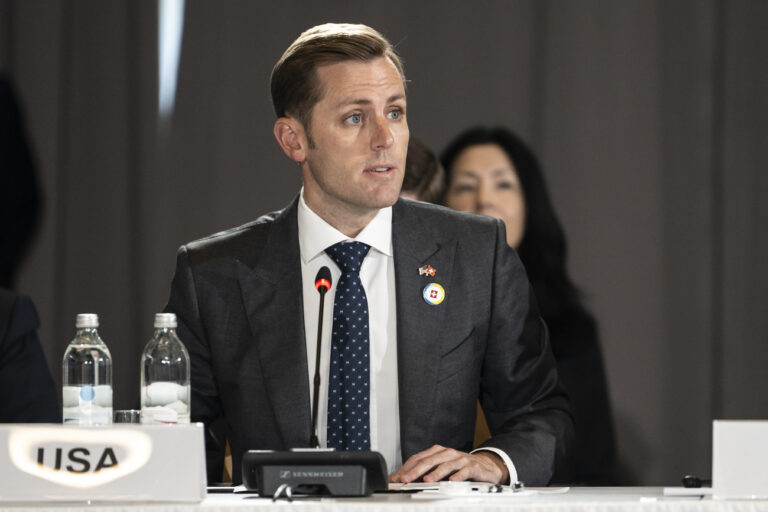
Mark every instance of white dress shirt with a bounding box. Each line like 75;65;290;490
298;191;402;474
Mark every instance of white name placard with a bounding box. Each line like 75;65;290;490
0;423;206;502
713;420;768;500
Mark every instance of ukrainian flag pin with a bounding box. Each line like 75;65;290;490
422;283;445;306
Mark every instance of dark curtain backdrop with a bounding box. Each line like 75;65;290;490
3;0;767;485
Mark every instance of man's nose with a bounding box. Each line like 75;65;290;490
370;116;394;150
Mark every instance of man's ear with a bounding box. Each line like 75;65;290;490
273;117;307;163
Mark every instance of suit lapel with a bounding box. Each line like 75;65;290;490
392;201;457;460
237;199;312;448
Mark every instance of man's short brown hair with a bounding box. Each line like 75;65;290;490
270;23;405;130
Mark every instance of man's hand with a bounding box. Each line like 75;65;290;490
389;445;509;484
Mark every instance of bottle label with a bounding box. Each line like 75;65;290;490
140;383;190;424
141;406;179;424
62;385;113;425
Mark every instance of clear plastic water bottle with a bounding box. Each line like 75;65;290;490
62;314;113;425
140;313;190;424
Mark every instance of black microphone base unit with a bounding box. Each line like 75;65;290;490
241;449;388;497
256;464;368;497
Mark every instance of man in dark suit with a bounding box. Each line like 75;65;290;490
0;288;60;423
166;23;572;485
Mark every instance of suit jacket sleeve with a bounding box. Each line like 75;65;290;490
0;291;60;423
476;220;574;485
165;245;226;482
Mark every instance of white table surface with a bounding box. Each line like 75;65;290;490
2;487;763;512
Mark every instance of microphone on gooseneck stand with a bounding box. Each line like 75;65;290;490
310;266;332;448
239;266;386;497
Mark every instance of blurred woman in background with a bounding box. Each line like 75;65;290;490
440;126;617;485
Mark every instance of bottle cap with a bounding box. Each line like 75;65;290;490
154;313;177;329
75;313;99;329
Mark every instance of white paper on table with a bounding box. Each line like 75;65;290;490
663;486;713;496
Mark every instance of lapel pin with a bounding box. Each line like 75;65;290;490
422;283;445;306
418;265;436;277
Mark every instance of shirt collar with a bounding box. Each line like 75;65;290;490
298;187;393;264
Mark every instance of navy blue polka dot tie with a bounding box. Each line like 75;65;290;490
325;241;371;451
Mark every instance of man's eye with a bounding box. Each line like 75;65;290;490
346;114;362;125
388;110;402;120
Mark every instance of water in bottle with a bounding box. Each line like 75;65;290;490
140;313;190;424
62;313;113;425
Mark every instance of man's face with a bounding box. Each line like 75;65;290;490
299;57;409;229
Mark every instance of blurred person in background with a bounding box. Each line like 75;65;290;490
400;136;445;203
0;77;57;422
0;75;41;289
440;126;617;484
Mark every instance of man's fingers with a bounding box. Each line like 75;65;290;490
398;448;456;483
448;456;495;482
425;452;499;483
422;456;466;482
390;445;450;482
405;444;446;466
390;446;507;485
390;445;460;483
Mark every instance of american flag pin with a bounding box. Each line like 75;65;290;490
418;265;436;277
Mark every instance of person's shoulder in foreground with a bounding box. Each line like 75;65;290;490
0;288;60;423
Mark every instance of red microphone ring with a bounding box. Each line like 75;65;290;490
315;278;331;291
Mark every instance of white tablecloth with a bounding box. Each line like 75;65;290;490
2;487;765;512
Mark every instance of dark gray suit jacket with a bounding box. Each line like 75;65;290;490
166;198;573;484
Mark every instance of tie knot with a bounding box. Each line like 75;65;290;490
326;241;370;274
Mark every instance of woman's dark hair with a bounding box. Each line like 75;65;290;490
440;126;586;319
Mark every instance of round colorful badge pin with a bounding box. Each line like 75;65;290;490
422;283;445;306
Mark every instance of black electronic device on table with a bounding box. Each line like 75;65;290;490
241;449;388;497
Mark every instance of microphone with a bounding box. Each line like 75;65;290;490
242;266;387;496
315;267;331;294
310;266;332;448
